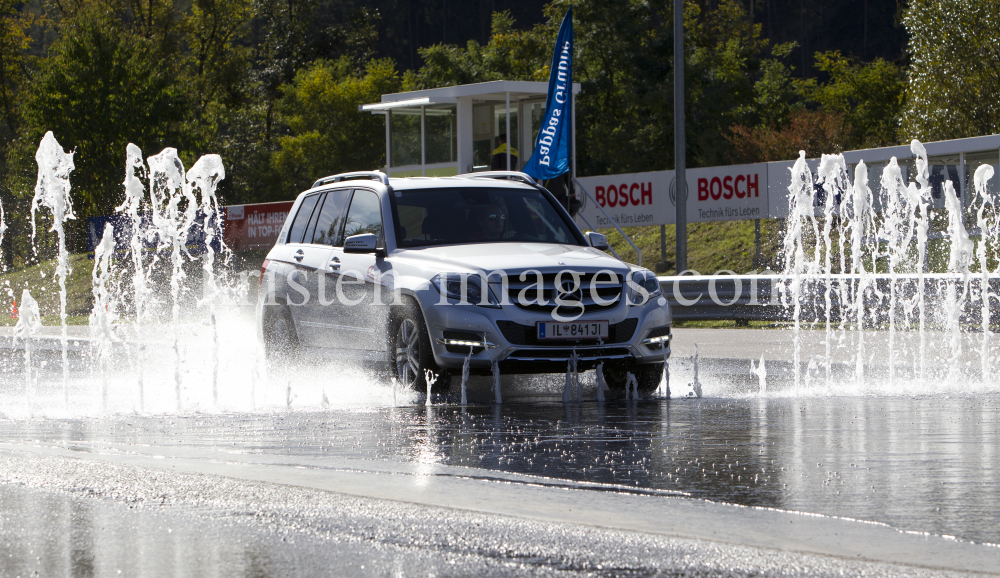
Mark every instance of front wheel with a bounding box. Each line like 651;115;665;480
390;299;449;393
602;362;663;394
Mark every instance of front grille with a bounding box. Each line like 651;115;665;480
500;272;623;316
496;318;637;346
505;347;632;362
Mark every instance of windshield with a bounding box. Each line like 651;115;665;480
391;187;585;248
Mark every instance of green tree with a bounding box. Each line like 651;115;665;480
416;10;551;88
902;0;1000;141
0;0;34;145
183;0;252;113
270;57;402;197
728;109;848;162
729;41;799;130
727;48;904;163
413;0;779;174
801;51;904;149
11;5;186;220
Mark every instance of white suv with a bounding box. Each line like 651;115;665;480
257;171;672;394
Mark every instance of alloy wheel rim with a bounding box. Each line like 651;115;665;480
395;319;420;387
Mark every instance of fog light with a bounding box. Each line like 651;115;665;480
439;339;497;348
641;334;671;349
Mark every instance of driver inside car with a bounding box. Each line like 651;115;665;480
472;204;509;241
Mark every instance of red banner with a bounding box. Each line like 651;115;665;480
223;201;293;252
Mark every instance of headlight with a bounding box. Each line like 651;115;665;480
627;269;662;305
430;273;500;307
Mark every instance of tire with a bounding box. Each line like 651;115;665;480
263;306;299;367
389;298;449;393
602;362;663;394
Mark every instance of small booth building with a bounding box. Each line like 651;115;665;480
359;80;582;178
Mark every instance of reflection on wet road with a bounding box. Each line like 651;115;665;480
4;394;999;544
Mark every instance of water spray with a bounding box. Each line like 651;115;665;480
14;290;41;413
491;361;502;405
90;224;118;412
31;132;75;406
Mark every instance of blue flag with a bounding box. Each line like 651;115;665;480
523;8;573;180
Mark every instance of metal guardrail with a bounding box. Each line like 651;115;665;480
659;275;785;321
659;273;1000;324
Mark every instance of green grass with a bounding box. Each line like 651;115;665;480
0;253;96;325
603;219;784;275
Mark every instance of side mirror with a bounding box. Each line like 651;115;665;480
585;231;610;250
344;233;382;255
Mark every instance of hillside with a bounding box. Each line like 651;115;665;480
606;220;784;275
0;253;95;325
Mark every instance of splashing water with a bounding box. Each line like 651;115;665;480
31;132;75;405
424;369;437;406
491;361;502;405
148;148;196;410
188;154;227;405
90;224;118;411
595;361;607;402
118;143;148;410
572;349;581;402
750;356;767;396
625;371;638;400
689;344;702;398
460;347;471;405
563;358;572;404
975;164;996;384
660;347;671;398
13;290;41;412
780;139;1000;392
784;152;815;392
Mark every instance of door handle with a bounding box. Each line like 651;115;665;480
329;256;341;271
293;249;304;262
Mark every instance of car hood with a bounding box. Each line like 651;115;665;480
394;243;631;275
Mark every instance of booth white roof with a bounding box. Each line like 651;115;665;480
841;134;1000;164
360;80;582;111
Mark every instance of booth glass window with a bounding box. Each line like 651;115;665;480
927;155;961;205
390;110;421;167
473;104;493;171
424;105;457;164
528;102;546;149
495;107;519;168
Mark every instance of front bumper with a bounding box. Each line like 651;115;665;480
413;288;672;373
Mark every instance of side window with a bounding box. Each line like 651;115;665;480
286;193;321;244
303;192;327;243
311;188;352;246
343;189;383;241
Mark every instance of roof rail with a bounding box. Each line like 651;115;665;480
457;171;537;186
312;171;390;189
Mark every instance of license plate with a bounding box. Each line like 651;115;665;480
536;320;609;340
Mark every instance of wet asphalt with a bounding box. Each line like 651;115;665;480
1;327;1000;576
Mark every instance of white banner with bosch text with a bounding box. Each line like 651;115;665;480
575;171;672;228
575;163;769;229
687;163;769;223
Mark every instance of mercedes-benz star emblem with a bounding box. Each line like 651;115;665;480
557;279;583;304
